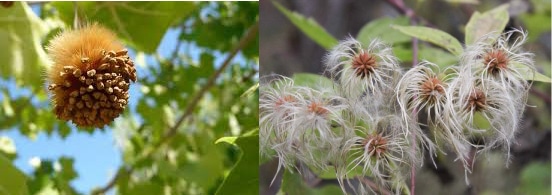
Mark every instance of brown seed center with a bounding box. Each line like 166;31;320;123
275;95;295;108
421;77;445;96
351;51;377;79
467;88;486;112
363;134;387;158
483;50;509;75
307;101;328;116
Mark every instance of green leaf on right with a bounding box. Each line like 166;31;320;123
272;1;338;50
511;63;552;83
464;4;509;45
0;155;28;195
215;129;259;195
392;25;463;56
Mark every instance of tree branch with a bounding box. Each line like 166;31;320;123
383;0;435;28
91;20;259;195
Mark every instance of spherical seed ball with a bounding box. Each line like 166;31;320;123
46;24;137;128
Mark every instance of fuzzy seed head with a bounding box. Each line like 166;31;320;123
46;24;137;128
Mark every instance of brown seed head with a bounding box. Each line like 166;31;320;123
484;50;509;75
363;134;387;158
351;51;377;79
46;24;137;128
307;101;328;116
275;95;295;108
467;88;486;112
420;77;445;103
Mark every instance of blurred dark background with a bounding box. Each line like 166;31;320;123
260;0;551;194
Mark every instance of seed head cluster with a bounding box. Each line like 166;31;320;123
46;24;136;128
261;29;536;194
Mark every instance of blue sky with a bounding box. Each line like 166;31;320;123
0;4;199;194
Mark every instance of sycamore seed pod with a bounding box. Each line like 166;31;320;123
46;24;137;128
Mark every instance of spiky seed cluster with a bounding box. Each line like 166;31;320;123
467;88;486;112
46;24;136;128
420;76;445;104
351;52;377;79
483;50;509;75
364;133;387;158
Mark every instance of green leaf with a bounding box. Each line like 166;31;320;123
0;155;28;195
0;2;49;90
292;73;334;89
357;16;411;45
58;157;77;181
516;162;551;195
241;83;259;98
52;2;196;53
126;182;164;195
520;13;551;42
273;1;338;49
393;45;458;68
215;137;238;145
464;4;509;45
281;170;344;195
511;63;552;83
215;130;259;195
392;25;463;56
473;112;491;130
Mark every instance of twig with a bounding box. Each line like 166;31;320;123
91;20;259;195
409;17;419;195
381;0;422;193
383;0;435;28
357;177;392;195
91;167;131;195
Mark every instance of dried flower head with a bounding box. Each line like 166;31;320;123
46;24;136;128
462;29;534;95
337;115;414;194
397;61;471;172
259;76;301;167
324;37;402;100
289;87;347;169
449;66;522;165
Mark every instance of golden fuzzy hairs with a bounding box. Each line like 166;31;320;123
46;23;136;128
